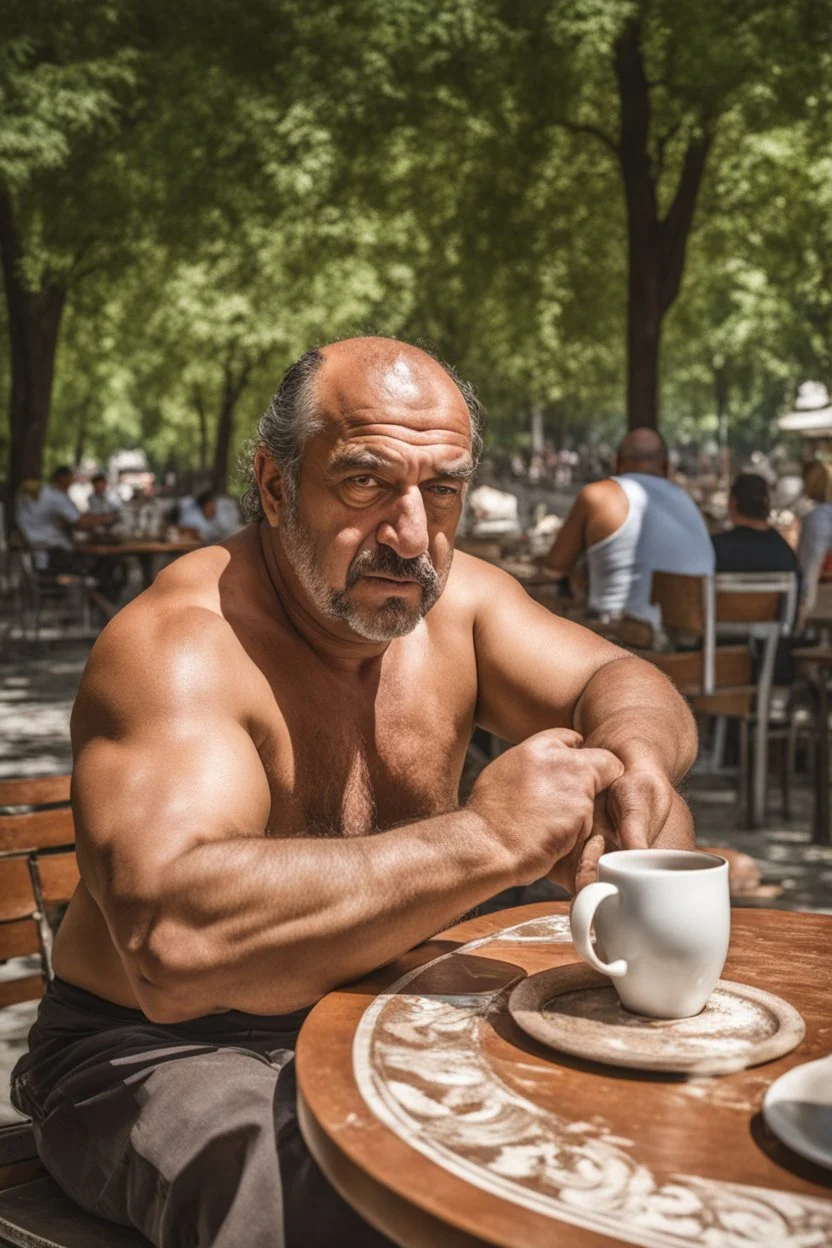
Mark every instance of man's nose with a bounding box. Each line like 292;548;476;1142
376;487;429;559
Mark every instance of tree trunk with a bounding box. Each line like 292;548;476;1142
0;191;67;520
614;20;712;430
193;385;209;472
211;360;250;493
714;363;730;484
73;410;86;468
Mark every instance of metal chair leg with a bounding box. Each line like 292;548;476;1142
738;717;751;828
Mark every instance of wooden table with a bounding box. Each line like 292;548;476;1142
81;539;202;589
82;540;202;557
297;903;832;1247
793;647;832;846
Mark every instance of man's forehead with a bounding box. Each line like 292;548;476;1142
316;341;472;439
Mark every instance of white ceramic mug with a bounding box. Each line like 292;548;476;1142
570;849;730;1019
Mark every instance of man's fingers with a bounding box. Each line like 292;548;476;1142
580;747;626;794
608;770;673;850
573;832;608;894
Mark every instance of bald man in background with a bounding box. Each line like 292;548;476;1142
541;428;714;624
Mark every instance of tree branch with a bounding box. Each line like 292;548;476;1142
658;124;714;313
553;119;620;157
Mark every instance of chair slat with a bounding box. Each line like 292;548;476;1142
634;645;752;692
651;572;706;634
716;590;781;623
0;860;38;923
0;975;43;1010
0;808;75;854
0;919;40;962
36;852;80;905
0;776;71;808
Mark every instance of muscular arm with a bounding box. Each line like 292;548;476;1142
71;607;515;1023
541;480;629;575
473;562;697;882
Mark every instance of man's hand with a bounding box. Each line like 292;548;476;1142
548;762;689;894
467;728;624;886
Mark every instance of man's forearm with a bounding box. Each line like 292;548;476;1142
574;656;698;783
125;810;514;1022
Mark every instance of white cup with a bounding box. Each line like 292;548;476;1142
570;849;730;1019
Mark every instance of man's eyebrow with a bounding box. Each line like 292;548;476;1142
431;461;475;481
327;450;475;481
327;450;392;474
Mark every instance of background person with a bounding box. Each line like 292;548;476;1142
87;472;123;517
15;466;122;613
177;488;241;542
797;459;832;626
540;427;714;624
712;473;799;575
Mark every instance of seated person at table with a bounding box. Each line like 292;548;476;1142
712;473;798;576
540;428;714;624
178;488;241;542
12;340;697;1248
15;465;122;612
87;471;123;516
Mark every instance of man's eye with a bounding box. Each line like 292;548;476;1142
428;485;458;497
349;476;379;488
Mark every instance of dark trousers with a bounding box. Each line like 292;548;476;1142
11;978;391;1248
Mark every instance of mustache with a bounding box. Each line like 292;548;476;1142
346;547;441;593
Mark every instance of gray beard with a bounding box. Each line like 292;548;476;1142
278;491;450;641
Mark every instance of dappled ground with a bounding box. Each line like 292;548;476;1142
1;633;831;1123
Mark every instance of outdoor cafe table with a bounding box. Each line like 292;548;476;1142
296;902;832;1248
82;538;202;588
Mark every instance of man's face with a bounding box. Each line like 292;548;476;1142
202;500;218;521
263;348;474;642
93;479;106;495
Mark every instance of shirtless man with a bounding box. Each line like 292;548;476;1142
13;339;696;1247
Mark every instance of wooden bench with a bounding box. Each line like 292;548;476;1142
0;776;150;1248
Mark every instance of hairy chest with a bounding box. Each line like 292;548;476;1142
252;644;478;838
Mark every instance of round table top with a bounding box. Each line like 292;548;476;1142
296;903;832;1248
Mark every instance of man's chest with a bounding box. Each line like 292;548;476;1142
249;638;479;838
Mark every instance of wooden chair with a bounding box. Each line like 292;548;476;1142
648;571;798;826
0;776;77;1005
0;777;149;1247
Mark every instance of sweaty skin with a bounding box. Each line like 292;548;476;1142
56;340;696;1022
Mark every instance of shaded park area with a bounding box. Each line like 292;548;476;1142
2;4;832;1247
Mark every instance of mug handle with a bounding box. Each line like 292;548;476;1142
570;882;628;978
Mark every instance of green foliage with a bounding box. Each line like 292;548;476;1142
2;0;832;482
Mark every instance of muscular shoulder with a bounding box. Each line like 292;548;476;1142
441;550;544;644
578;479;629;545
72;548;258;746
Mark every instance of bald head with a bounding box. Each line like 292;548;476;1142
241;336;485;522
317;337;469;427
616;427;668;477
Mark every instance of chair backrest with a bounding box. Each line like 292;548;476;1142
0;775;77;1008
650;570;797;695
651;572;709;634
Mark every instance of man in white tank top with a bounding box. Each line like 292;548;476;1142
541;429;714;625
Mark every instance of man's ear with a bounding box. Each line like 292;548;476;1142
254;449;285;527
